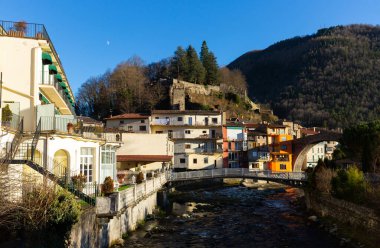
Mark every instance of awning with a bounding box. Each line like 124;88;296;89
49;64;58;74
64;88;69;94
71;103;75;107
42;52;52;65
40;94;49;104
55;74;63;82
58;81;66;89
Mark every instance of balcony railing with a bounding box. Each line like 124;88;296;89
1;113;22;131
39;116;121;143
151;119;221;126
40;71;75;114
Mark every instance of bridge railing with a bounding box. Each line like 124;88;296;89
168;168;307;182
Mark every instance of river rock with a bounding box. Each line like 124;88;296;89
308;215;318;222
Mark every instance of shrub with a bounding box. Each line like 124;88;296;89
49;189;81;225
101;176;114;195
331;166;367;203
71;174;86;191
310;163;335;193
1;104;12;122
136;172;144;184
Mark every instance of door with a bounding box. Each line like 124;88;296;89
188;117;193;125
205;117;209;126
211;130;216;138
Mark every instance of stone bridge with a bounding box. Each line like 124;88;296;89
167;168;307;187
291;131;342;172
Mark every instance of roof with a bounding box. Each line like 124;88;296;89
105;113;150;120
77;116;103;124
117;155;173;162
151;110;221;115
301;128;319;136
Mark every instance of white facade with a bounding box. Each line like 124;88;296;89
0;22;118;189
151;110;224;170
306;142;326;167
106;117;150;133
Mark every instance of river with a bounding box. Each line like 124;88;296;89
122;183;341;248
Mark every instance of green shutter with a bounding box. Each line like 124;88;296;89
42;52;52;65
59;81;67;89
49;64;58;74
55;74;63;82
40;94;49;104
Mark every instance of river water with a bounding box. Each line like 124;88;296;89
123;183;340;248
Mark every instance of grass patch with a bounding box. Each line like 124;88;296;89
118;185;132;191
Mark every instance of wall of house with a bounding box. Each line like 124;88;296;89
151;113;222;126
117;133;173;156
34;136;103;182
306;142;326;167
106;119;150;133
0;37;42;132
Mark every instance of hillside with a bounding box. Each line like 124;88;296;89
228;25;380;128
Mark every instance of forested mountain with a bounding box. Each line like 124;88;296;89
228;25;380;128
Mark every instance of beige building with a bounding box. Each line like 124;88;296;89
0;20;118;194
116;133;173;172
150;110;224;170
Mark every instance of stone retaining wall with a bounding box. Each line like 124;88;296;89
305;191;380;231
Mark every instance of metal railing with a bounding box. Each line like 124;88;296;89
39;116;121;143
0;117;23;166
167;168;307;182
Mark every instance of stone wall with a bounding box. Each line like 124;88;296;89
69;208;99;248
305;191;380;232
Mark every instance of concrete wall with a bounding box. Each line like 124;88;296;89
106;119;150;133
173;79;220;95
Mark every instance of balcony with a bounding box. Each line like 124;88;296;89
151;118;221;127
39;72;75;114
39;116;121;143
170;132;223;140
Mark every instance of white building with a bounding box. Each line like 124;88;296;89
150;110;224;170
0;20;119;194
306;142;326;167
105;113;150;133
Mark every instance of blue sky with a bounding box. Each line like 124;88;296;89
1;0;380;94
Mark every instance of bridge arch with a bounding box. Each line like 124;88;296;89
292;131;342;172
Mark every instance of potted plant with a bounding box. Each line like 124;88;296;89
101;176;114;196
1;104;13;127
136;172;144;184
13;21;27;37
117;172;126;184
67;122;74;134
71;174;86;192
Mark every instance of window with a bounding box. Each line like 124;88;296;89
193;158;197;164
156;131;163;134
180;158;186;163
139;125;147;131
281;145;287;150
120;120;124;124
228;142;231;150
204;157;208;164
100;145;116;183
80;148;94;183
202;130;207;134
140;119;145;123
177;117;183;121
212;118;218;124
185;130;191;134
155;117;159;119
280;164;287;170
128;126;133;131
185;144;191;149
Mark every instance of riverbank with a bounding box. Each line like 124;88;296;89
119;183;342;248
305;191;380;248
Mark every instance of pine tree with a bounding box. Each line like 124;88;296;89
186;45;206;84
200;41;219;85
170;46;188;80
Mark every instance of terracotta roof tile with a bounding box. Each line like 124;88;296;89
105;113;150;120
117;155;173;162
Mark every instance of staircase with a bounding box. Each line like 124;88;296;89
10;120;98;206
0;117;24;167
